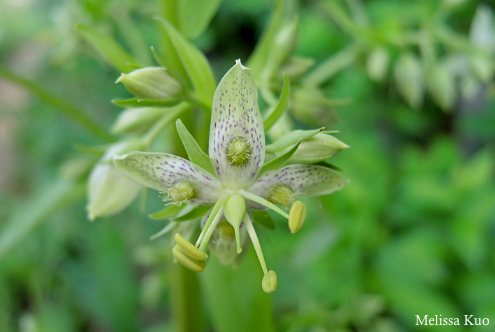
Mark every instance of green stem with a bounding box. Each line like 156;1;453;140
243;213;268;275
238;189;289;219
195;193;230;247
301;43;362;87
0;66;115;142
142;103;189;147
198;206;224;251
184;93;212;113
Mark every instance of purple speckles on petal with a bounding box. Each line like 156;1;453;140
114;152;222;206
248;165;349;200
208;60;265;189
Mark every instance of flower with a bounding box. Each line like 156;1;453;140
114;60;348;293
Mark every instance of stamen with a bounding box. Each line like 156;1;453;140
244;213;278;293
243;213;268;274
172;246;206;272
175;233;208;260
288;200;307;234
226;137;252;166
195;193;230;247
199;206;225;251
238;189;290;219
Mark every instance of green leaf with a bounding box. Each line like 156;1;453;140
77;24;138;73
201;250;276;332
247;0;284;77
265;128;324;153
157;18;216;105
0;180;86;260
177;0;222;40
149;204;185;220
251;210;275;230
111;97;183;108
176;119;216;175
263;75;290;131
260;141;300;174
312;161;345;172
173;205;213;222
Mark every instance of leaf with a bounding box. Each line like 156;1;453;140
176;119;216;175
111;97;183;108
260;141;300;174
177;0;222;40
312;161;345;172
0;180;86;260
200;250;276;332
263;75;290;131
157;18;216;105
265;128;324;153
172;205;213;222
251;210;275;230
247;0;284;77
149;204;185;220
77;24;138;73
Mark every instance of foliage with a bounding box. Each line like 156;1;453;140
1;0;495;331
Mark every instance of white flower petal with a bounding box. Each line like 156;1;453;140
114;152;222;206
248;165;349;199
209;60;265;188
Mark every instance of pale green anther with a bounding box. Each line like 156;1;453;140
175;233;208;261
172;246;206;272
226;137;252;166
116;67;182;100
262;270;278;294
288;201;307;234
167;179;195;205
224;194;246;253
269;184;296;209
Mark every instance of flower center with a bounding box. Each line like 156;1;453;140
269;184;296;208
226;137;252;166
167;179;195;205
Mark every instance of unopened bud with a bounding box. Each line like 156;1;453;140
288;201;307;234
367;47;390;82
289;133;350;164
116;67;182;99
290;87;339;126
110;107;164;134
394;53;424;109
86;140;144;221
262;270;278;293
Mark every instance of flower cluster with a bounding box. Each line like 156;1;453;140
114;60;348;293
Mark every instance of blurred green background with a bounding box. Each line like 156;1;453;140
1;0;495;331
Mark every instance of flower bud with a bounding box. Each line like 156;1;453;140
290;87;339;126
367;47;390;82
426;62;455;110
279;56;315;83
110;107;164;134
116;67;182;99
272;19;299;67
289;133;350;164
394;53;424;109
86;140;144;221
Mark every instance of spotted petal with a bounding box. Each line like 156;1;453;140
114;152;222;206
209;60;265;188
248;165;349;200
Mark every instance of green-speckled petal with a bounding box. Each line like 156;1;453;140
209;60;265;188
248;165;349;200
114;152;222;206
